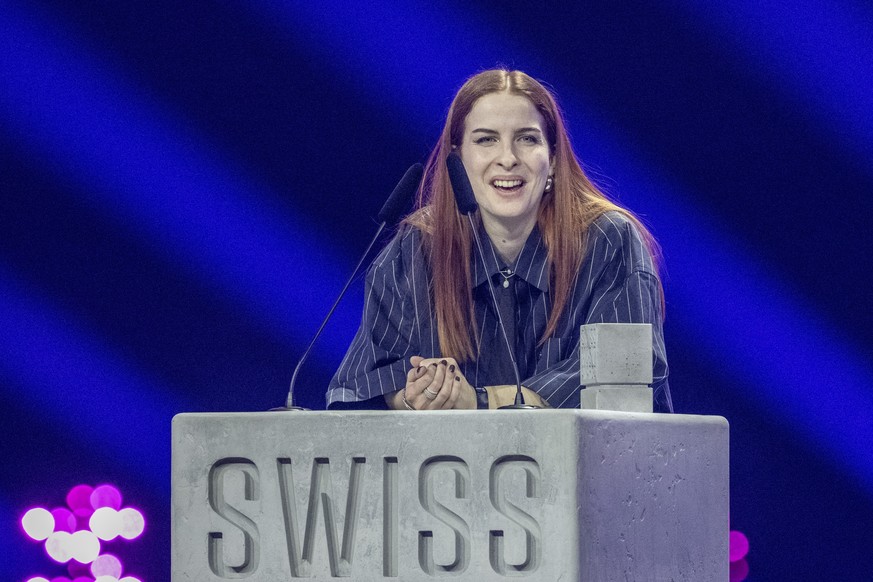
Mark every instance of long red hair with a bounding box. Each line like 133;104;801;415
406;69;661;361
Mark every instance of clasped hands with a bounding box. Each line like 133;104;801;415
388;356;477;410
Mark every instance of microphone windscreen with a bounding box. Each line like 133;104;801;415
446;152;478;215
377;163;424;223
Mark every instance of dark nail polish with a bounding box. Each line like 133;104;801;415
455;376;460;381
440;359;448;365
449;365;455;372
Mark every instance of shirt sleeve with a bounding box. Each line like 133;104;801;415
525;213;672;411
325;229;427;409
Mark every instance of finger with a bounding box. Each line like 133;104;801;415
406;364;427;385
445;372;462;409
426;362;454;409
421;362;448;409
406;365;433;403
409;355;425;368
409;363;437;407
416;356;458;369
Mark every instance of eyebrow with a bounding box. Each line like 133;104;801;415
470;127;544;135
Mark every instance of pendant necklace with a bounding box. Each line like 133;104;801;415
498;268;515;288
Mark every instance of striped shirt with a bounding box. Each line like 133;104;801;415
327;211;671;411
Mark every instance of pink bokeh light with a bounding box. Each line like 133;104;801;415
51;507;77;533
65;485;95;518
67;559;91;579
729;530;750;562
729;558;750;581
91;484;123;510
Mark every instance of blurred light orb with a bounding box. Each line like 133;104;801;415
23;507;55;541
66;485;95;518
118;507;145;539
91;554;123;578
119;577;142;582
50;577;72;582
70;530;101;563
72;578;94;582
729;557;750;581
45;531;74;563
90;507;122;540
95;577;120;582
91;485;123;510
67;559;91;578
25;577;50;582
729;530;750;562
51;507;77;533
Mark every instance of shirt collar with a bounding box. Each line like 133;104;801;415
472;222;550;292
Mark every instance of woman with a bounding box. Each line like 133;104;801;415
327;69;671;412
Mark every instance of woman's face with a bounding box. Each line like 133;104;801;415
459;91;553;235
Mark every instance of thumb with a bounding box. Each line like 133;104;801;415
409;355;425;367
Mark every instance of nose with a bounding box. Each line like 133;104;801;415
496;142;518;169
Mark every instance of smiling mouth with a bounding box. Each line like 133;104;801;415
491;179;524;192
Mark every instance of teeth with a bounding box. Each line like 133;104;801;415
493;179;523;188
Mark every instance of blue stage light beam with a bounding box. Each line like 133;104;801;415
244;0;873;492
0;496;12;568
0;267;195;495
0;2;357;365
252;0;509;128
667;0;873;175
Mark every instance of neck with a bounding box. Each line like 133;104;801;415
482;216;535;265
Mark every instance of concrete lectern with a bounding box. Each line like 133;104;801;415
172;410;728;580
172;324;728;580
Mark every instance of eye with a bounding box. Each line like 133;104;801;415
474;136;498;145
518;134;542;145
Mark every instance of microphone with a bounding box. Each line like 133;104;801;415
445;153;539;409
271;163;424;411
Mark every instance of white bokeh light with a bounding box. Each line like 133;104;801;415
45;530;73;562
119;577;142;582
25;578;51;582
22;507;55;541
70;529;101;563
91;553;123;578
89;506;122;540
95;576;120;582
118;507;145;539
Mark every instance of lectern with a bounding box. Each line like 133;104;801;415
172;409;728;580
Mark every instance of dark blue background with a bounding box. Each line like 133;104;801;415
2;1;872;579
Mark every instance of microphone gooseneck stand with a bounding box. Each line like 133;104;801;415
270;163;425;411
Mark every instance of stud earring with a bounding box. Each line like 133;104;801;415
544;176;554;192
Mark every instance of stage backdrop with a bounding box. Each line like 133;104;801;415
2;1;872;580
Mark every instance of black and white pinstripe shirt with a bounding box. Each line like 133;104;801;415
327;211;671;411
